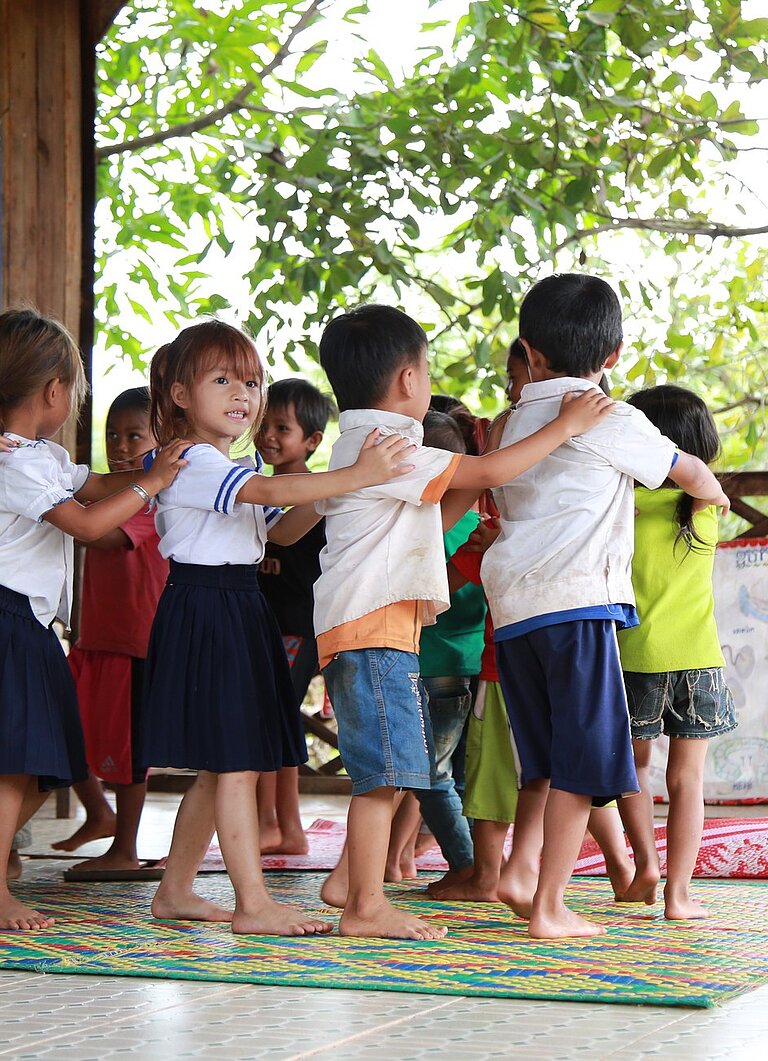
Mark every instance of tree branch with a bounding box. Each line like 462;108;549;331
95;0;324;161
555;216;768;252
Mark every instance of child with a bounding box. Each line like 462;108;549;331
53;387;170;878
482;274;730;938
0;307;186;930
313;303;614;941
139;319;415;937
257;378;337;855
617;384;736;919
385;411;486;889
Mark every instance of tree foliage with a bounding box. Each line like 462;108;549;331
95;0;768;464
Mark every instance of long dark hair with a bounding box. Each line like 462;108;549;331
627;384;721;554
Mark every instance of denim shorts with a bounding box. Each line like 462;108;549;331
323;649;431;795
624;668;737;740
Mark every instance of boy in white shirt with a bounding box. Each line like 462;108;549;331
313;303;614;940
482;273;729;939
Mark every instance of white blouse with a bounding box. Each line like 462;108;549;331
0;435;90;626
151;444;282;565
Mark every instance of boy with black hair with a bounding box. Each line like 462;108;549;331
313;303;614;940
482;273;729;939
257;378;337;855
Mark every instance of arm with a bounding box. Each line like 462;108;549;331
447;389;614;492
76;463;160;502
43;441;187;543
236;430;415;508
267;503;322;546
75;527;132;551
447;560;470;594
668;451;731;513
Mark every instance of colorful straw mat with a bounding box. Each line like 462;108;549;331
2;873;768;1007
191;817;768;877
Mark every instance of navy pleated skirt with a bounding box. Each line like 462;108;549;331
0;585;87;790
141;561;308;773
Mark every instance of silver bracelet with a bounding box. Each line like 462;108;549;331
129;481;151;505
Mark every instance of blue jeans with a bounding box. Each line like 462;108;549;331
416;675;474;872
323;649;432;795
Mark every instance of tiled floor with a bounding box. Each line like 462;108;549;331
2;795;768;1060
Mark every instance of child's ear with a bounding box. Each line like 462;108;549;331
43;378;59;407
170;381;189;409
400;363;418;398
603;342;623;370
305;430;323;455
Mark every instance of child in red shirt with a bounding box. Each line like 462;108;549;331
54;388;169;876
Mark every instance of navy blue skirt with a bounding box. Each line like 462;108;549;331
141;561;308;773
0;585;87;790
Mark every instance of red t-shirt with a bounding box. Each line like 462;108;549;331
76;509;168;658
451;533;498;682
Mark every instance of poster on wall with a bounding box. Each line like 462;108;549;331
649;537;768;803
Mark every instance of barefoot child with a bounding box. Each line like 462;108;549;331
482;274;730;939
56;387;169;877
140;319;415;937
0;307;186;930
617;385;736;919
257;378;337;856
314;303;613;941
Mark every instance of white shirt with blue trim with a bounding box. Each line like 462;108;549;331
151;444;282;565
0;435;90;626
481;378;678;635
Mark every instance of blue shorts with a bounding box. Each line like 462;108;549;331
496;620;638;805
624;668;737;740
323;649;432;795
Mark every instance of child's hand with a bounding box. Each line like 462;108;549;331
558;389;614;436
692;491;731;516
354;429;416;485
142;439;189;494
0;434;20;453
465;517;501;553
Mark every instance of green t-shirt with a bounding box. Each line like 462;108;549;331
419;510;487;678
618;487;724;673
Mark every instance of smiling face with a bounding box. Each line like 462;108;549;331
257;402;318;474
172;364;263;454
106;407;155;471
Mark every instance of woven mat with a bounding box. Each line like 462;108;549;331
2;872;768;1006
188;816;768;877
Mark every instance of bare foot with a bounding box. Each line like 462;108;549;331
320;868;347;909
384;857;404;884
615;866;660;906
399;852;418;879
260;826;309;856
604;857;635;900
0;896;54;931
528;907;606;939
70;851;142;874
430;874;499;903
51;813;116;852
258;823;283;853
6;851;23;881
232;899;333;936
426;866;473;897
151;889;233;923
414;832;438;857
664;889;709;920
339;899;447;940
498;878;536;919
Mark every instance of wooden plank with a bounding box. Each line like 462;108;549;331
1;0;39;307
719;472;768;497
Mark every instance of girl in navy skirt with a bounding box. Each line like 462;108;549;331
0;308;186;931
142;320;413;936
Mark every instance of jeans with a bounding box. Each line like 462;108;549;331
416;675;474;872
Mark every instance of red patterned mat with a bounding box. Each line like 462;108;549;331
187;816;768;877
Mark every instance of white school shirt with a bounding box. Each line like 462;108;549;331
481;378;677;632
151;444;282;565
313;409;457;636
0;435;90;626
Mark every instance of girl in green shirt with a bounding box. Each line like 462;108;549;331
617;385;736;920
